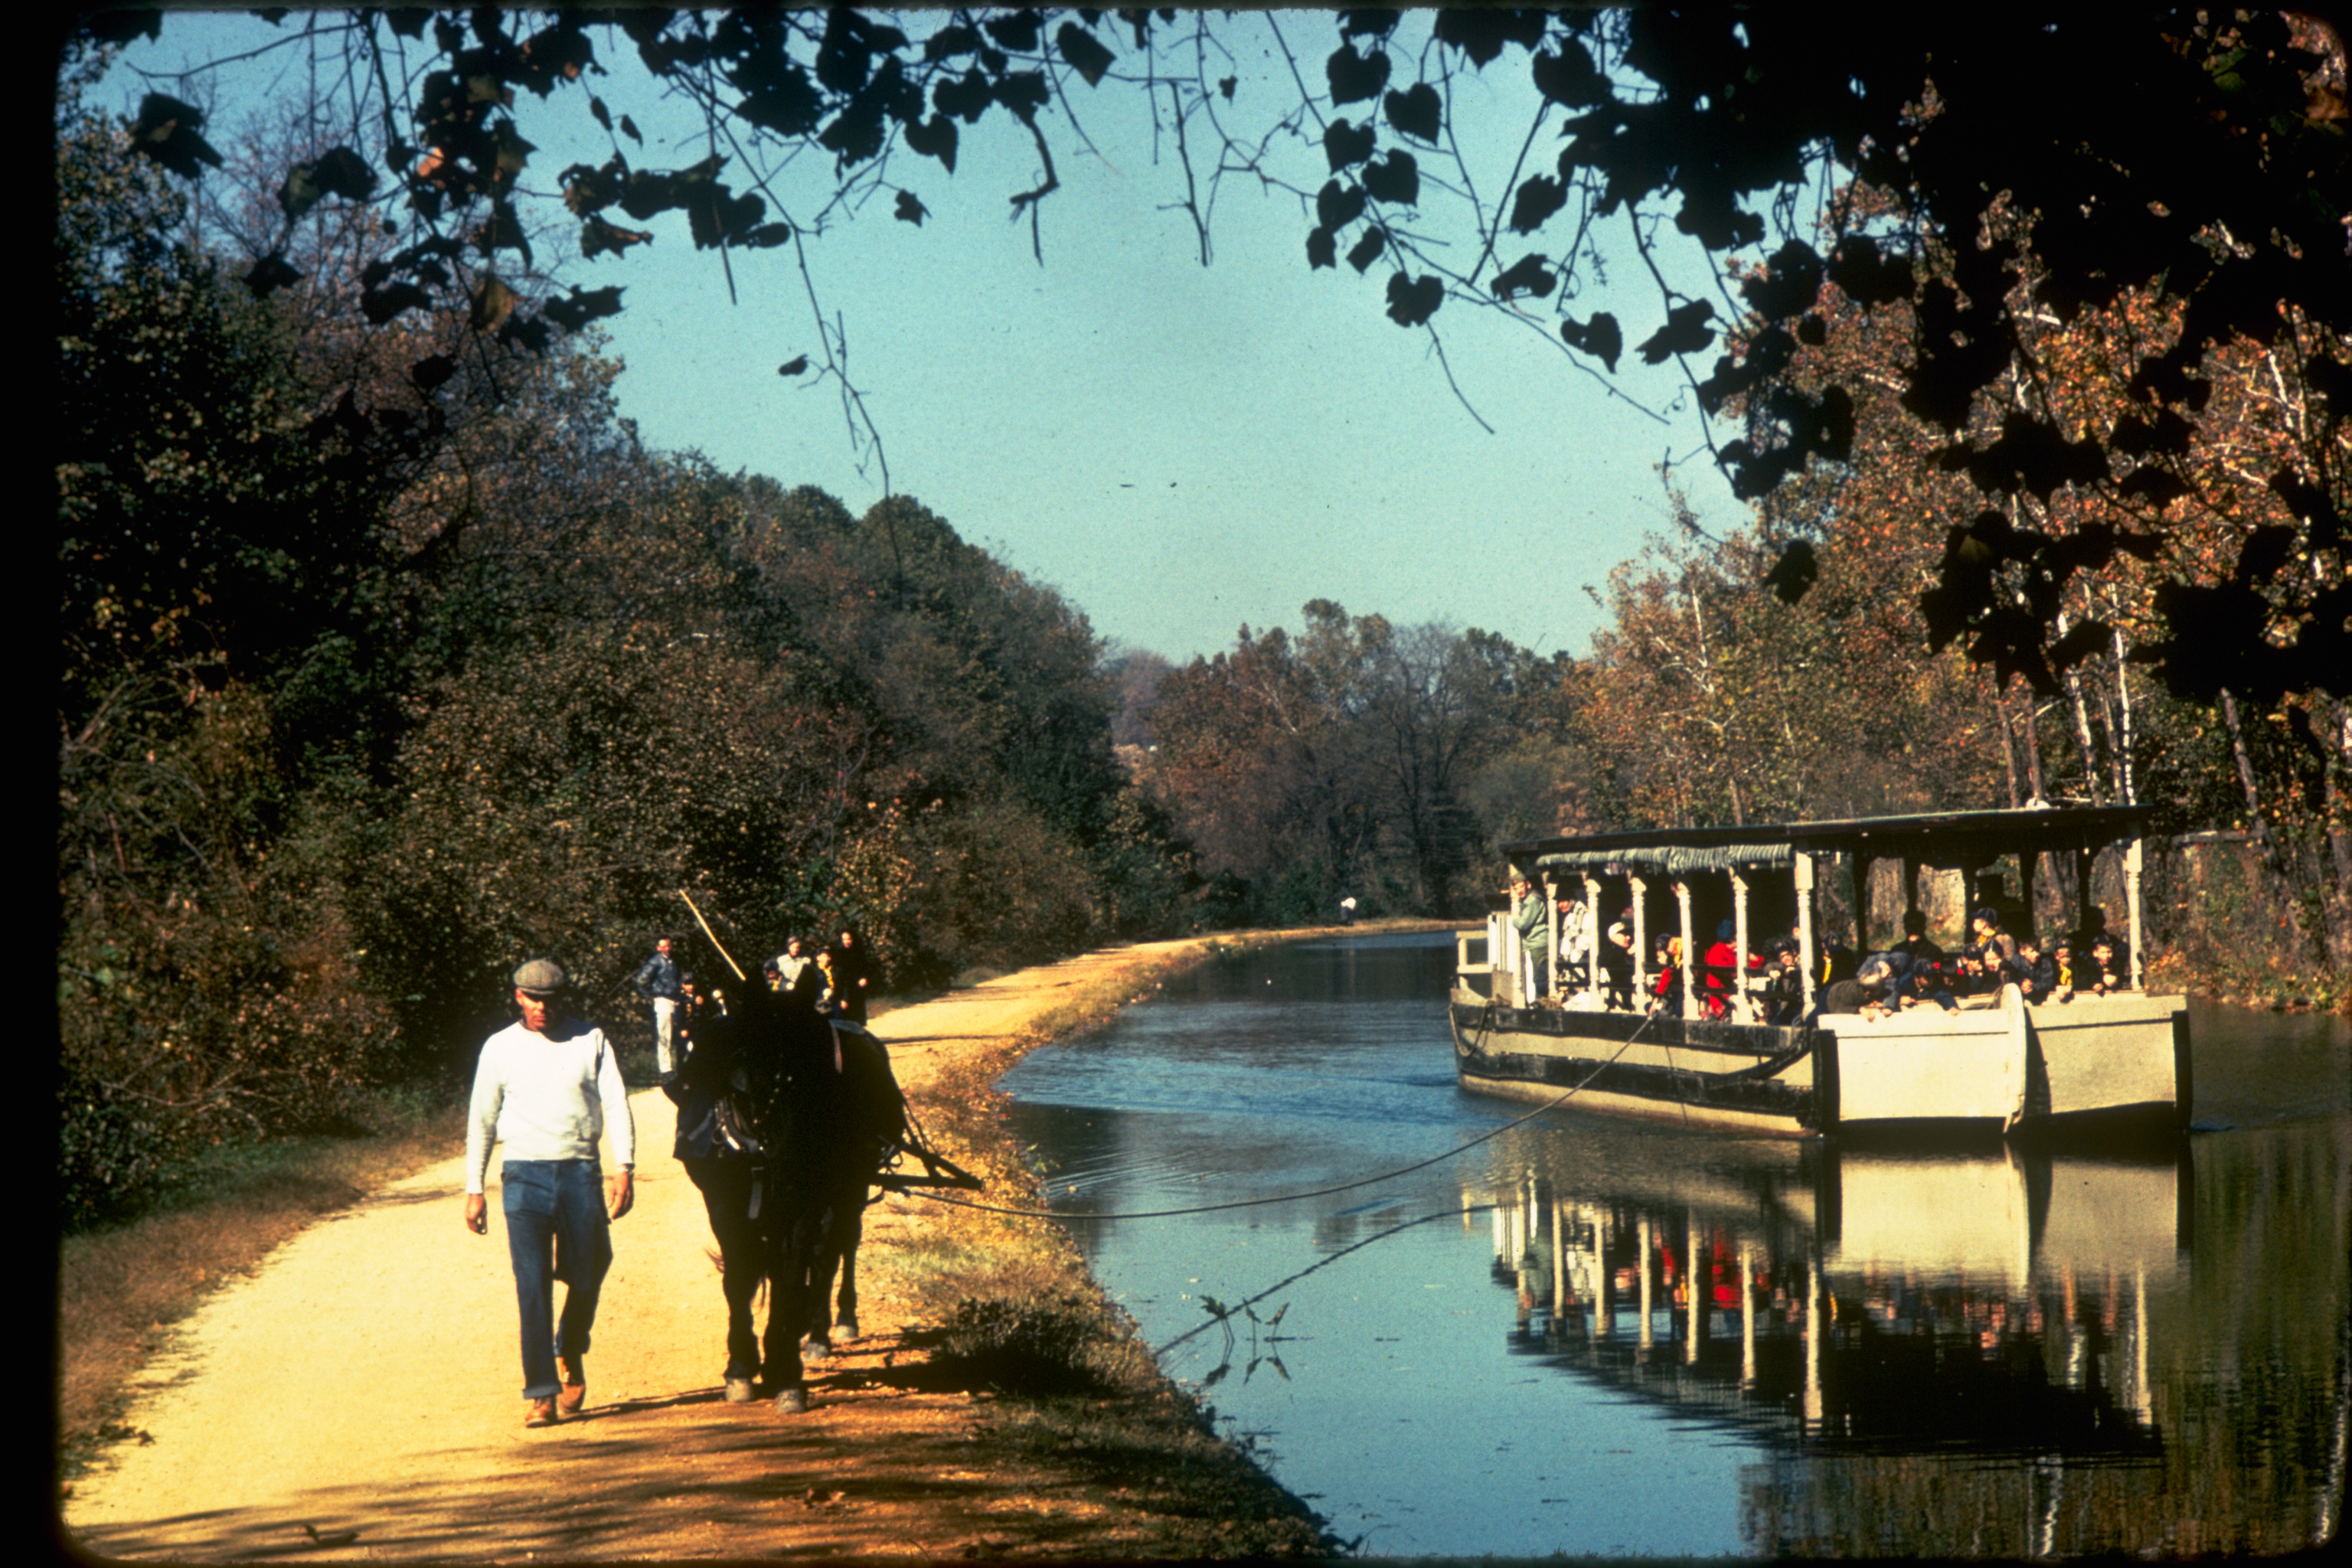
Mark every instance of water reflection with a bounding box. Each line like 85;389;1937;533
1002;933;2347;1557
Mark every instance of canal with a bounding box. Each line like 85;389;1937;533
998;929;2350;1558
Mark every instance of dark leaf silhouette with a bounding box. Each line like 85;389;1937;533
1305;225;1336;271
1361;151;1418;206
1489;253;1555;301
277;146;377;220
580;214;655;260
1324;118;1377;172
408;353;456;390
1316;180;1367;231
1559;311;1622;372
895;190;928;225
1385;272;1443;326
1056;21;1115;87
1762;540;1819;605
1531;41;1608;106
1435;6;1547;67
1346;227;1386;273
1383;80;1441;141
129;93;223;180
243;255;301;298
361;282;432;325
904;113;959;171
1508;175;1566;234
1327;44;1390;106
1637;300;1715;364
541;285;626;332
778;354;810;376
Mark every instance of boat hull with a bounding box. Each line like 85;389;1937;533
1451;987;2189;1137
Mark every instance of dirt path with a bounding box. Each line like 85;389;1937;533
60;938;1246;1562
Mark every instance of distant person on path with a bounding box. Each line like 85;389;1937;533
835;927;873;1023
773;936;812;995
635;936;684;1076
463;959;635;1429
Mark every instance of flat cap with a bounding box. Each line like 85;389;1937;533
512;958;568;996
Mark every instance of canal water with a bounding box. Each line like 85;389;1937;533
998;929;2349;1558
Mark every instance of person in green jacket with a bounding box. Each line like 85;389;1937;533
1509;872;1551;1002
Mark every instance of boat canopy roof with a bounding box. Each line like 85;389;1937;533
1507;803;2156;877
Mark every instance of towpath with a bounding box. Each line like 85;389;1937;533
60;937;1230;1561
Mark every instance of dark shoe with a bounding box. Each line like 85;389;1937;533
724;1374;756;1403
773;1384;809;1415
556;1357;586;1414
524;1397;559;1428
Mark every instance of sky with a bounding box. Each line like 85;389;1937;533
103;11;1753;665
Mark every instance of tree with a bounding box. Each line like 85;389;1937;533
92;8;2348;710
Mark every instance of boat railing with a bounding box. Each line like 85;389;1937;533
1456;925;1497;1002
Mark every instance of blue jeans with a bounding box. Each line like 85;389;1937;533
501;1160;612;1400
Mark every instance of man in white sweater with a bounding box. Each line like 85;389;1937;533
464;959;636;1428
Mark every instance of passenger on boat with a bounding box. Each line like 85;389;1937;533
2085;933;2127;994
1847;952;1907;1019
1599;921;1636;1011
1698;918;1748;1021
1508;874;1551;1001
1968;906;2018;972
1892;910;1945;969
2010;933;2060;1004
1815;953;1896;1020
1557;887;1592;990
1647;933;1684;1016
1759;939;1805;1025
2050;937;2081;998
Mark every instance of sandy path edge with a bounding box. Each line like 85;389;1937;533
56;933;1331;1563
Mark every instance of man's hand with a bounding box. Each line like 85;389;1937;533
465;1193;488;1235
607;1170;635;1220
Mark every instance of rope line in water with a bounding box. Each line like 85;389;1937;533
907;1008;1660;1222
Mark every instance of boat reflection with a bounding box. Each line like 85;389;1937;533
1481;1139;2182;1457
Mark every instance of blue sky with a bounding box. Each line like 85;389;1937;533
106;11;1752;664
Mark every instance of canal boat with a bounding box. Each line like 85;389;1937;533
1451;805;2189;1138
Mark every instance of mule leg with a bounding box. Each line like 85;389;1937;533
683;1157;763;1381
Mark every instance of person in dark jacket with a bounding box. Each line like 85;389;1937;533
634;937;684;1076
835;927;874;1022
2010;933;2060;1003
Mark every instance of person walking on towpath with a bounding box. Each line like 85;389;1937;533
464;958;636;1429
635;935;684;1076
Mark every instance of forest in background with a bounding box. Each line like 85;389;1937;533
56;13;2349;1227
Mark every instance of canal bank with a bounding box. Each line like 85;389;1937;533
998;929;2350;1558
60;929;1393;1561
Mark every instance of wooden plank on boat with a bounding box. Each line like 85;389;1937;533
1820;993;2026;1124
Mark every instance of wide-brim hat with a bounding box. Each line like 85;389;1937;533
512;958;568;997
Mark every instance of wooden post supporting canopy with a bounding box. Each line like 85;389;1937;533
1795;851;1818;1013
2125;837;2147;990
1583;873;1604;1007
1730;867;1753;1023
1629;874;1651;1001
1676;877;1697;1017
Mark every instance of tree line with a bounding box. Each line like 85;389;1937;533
57;63;1203;1224
55;11;2350;1223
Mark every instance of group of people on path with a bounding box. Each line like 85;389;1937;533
467;930;904;1429
759;929;872;1022
1508;874;2139;1027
